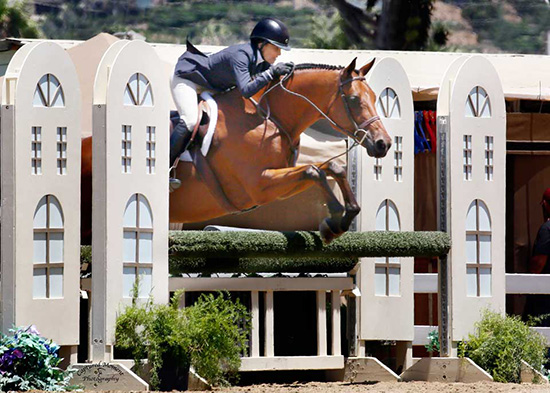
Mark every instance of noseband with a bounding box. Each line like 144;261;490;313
338;76;380;145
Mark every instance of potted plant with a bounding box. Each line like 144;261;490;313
0;325;75;391
115;290;250;390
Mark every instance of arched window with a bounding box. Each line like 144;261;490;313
376;87;401;119
33;74;65;107
374;199;400;296
465;86;491;118
466;199;492;297
33;195;64;299
124;73;153;106
123;194;153;298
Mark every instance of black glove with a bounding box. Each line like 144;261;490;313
270;62;294;78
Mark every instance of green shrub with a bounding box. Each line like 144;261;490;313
425;329;440;354
464;310;548;383
115;290;250;389
0;326;75;391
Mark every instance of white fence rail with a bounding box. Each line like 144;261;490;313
170;277;352;371
413;273;550;346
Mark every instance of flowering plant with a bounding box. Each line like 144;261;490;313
0;325;75;391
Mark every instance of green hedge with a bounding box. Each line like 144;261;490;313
169;230;451;258
169;256;359;275
81;231;450;274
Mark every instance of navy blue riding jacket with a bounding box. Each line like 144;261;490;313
174;40;273;98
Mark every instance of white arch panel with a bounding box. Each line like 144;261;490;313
438;55;506;341
92;39;170;360
355;57;415;341
1;42;81;345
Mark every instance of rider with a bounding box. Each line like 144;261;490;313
169;17;294;189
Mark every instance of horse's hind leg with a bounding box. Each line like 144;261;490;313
317;161;361;233
255;165;345;243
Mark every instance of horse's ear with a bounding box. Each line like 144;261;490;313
359;58;376;76
342;57;357;77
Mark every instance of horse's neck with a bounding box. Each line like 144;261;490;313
266;71;338;142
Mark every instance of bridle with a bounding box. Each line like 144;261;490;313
338;76;380;145
252;65;381;147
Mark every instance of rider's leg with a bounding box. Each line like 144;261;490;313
170;75;200;165
170;121;192;166
169;75;200;190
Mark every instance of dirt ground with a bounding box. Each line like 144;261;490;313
205;381;550;393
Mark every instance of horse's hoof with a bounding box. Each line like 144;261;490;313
319;219;342;244
169;178;182;193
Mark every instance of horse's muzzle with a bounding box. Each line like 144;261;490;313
363;135;391;158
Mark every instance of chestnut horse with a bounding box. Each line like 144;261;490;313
81;58;391;243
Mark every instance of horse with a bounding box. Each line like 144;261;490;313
81;58;392;244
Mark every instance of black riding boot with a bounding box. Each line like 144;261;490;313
169;120;192;191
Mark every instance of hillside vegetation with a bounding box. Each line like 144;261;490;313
434;0;550;54
35;0;550;54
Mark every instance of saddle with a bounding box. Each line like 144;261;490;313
172;91;218;161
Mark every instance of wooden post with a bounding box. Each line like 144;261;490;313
265;290;274;357
437;114;452;357
317;291;327;356
1;105;15;335
91;103;107;362
395;341;413;373
346;141;360;357
251;291;260;357
331;290;341;356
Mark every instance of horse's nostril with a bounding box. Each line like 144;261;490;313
376;140;387;152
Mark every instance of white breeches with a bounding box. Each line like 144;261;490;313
170;74;204;131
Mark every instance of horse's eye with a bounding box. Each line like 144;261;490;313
347;95;361;108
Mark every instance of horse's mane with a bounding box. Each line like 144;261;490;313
294;63;344;71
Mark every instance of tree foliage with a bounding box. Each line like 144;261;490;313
329;0;442;50
32;0;550;53
0;0;39;38
458;0;550;54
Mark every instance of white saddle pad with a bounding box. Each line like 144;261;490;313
180;91;218;162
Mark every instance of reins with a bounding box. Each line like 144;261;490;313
250;64;380;167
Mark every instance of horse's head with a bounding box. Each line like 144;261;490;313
327;58;392;158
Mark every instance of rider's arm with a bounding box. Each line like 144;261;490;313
531;224;550;273
531;254;548;274
230;50;273;99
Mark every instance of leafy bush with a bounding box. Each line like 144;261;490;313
0;325;74;391
464;310;548;383
115;290;250;389
425;329;440;354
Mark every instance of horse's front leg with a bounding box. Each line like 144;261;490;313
254;165;345;243
316;161;361;233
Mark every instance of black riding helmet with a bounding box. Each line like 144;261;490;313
250;17;291;51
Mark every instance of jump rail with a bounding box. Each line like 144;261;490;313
169;230;451;258
167;231;451;274
83;230;450;274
